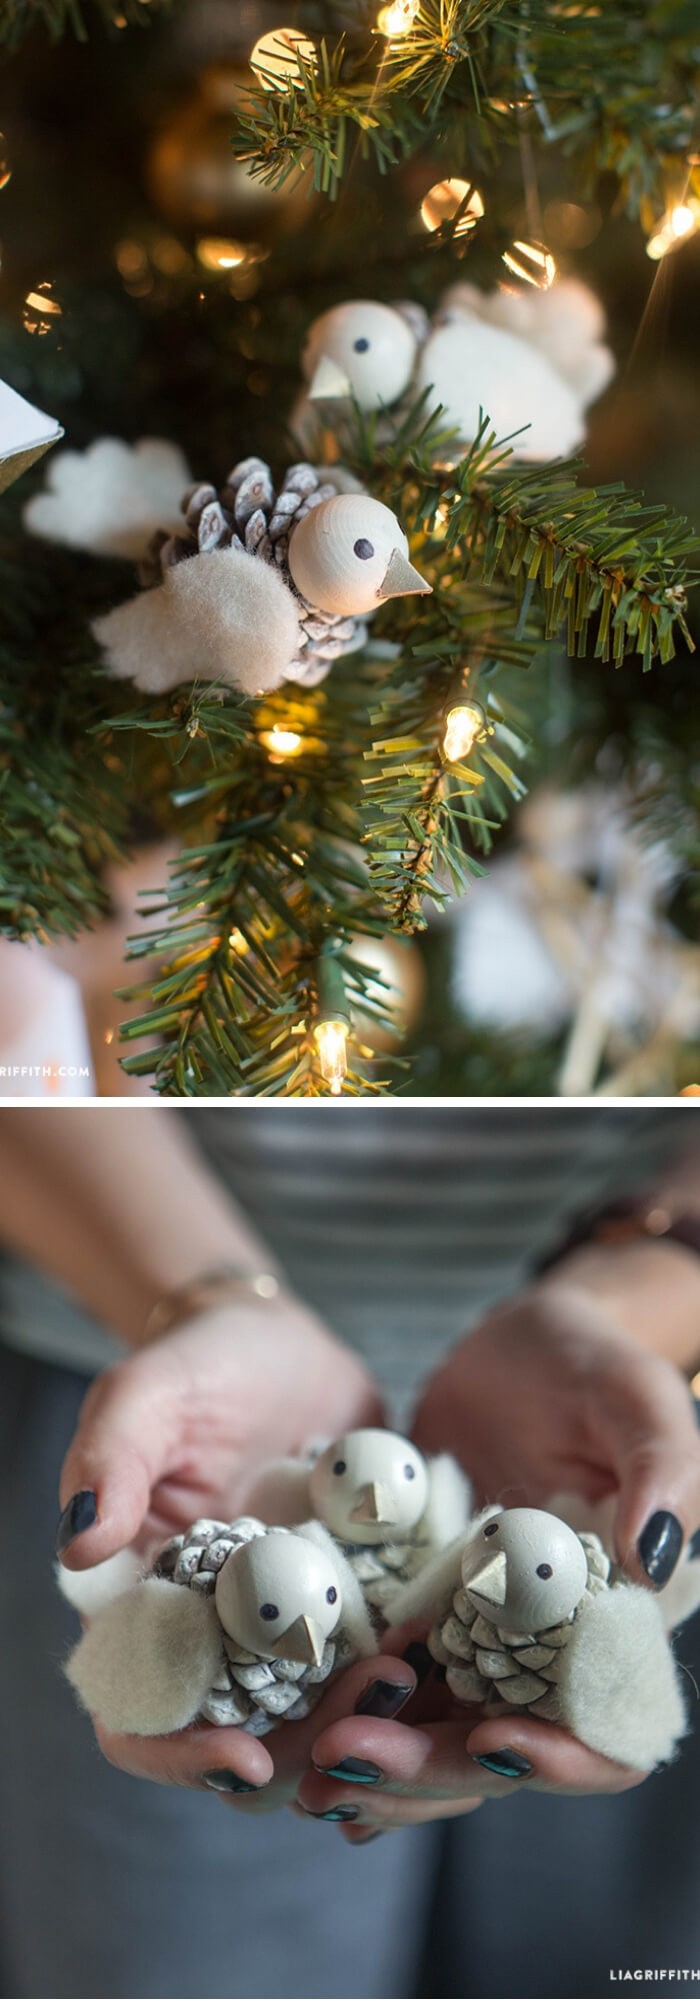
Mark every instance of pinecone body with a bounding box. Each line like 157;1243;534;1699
153;1516;342;1733
429;1532;611;1721
138;457;368;688
342;1532;429;1616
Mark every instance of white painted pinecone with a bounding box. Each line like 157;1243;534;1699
138;456;368;688
152;1516;340;1733
429;1532;611;1721
343;1534;429;1616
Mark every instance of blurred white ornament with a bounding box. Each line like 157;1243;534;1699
450;783;700;1094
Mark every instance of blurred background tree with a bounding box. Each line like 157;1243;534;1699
0;0;699;1096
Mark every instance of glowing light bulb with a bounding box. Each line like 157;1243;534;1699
376;0;419;35
646;200;699;261
250;28;317;89
420;178;484;237
260;726;304;761
313;1018;349;1095
442;701;484;764
229;928;249;956
22;281;62;335
501;240;557;289
197;238;249;272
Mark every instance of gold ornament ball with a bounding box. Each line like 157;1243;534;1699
146;64;314;242
351;934;426;1051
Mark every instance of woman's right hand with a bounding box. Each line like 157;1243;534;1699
57;1290;382;1789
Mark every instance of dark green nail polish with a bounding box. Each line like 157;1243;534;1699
203;1770;262;1793
638;1511;683;1588
307;1806;358;1821
474;1749;533;1779
355;1679;414;1719
56;1489;97;1555
319;1758;383;1785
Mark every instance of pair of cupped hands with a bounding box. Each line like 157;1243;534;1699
57;1281;700;1844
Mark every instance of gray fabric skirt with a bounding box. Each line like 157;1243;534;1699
2;1342;700;2000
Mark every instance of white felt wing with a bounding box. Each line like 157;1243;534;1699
56;1548;143;1618
420;1454;472;1553
24;437;191;559
91;546;300;696
64;1578;223;1736
416;320;585;462
559;1585;686;1770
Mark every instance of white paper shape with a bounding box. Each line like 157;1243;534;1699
0;378;63;494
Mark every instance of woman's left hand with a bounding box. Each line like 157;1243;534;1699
296;1639;644;1842
297;1279;700;1839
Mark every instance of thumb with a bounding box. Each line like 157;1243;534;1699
57;1348;184;1569
600;1348;700;1587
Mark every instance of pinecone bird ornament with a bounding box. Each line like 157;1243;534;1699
25;441;429;697
252;1427;470;1619
297;282;614;463
60;1515;377;1738
388;1505;699;1771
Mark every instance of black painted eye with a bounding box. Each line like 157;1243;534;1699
333;1459;346;1476
259;1602;280;1620
536;1563;553;1580
326;1586;338;1604
353;539;374;560
404;1464;416;1480
353;337;370;352
484;1521;499;1537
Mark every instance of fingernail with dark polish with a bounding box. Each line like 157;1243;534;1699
319;1758;383;1785
355;1678;414;1719
308;1806;358;1822
473;1749;533;1780
638;1511;683;1588
203;1770;263;1794
56;1489;97;1555
401;1641;433;1686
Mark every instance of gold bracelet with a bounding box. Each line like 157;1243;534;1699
142;1264;282;1343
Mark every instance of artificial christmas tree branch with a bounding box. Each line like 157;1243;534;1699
232;1;700;221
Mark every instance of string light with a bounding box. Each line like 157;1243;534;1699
196;237;250;272
376;0;419;35
441;701;486;764
228;928;249;955
0;136;11;191
646;201;700;261
420;178;484;238
22;281;62;335
501;240;557;289
314;949;351;1095
313;1018;349;1095
260;725;304;761
249;29;317;90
